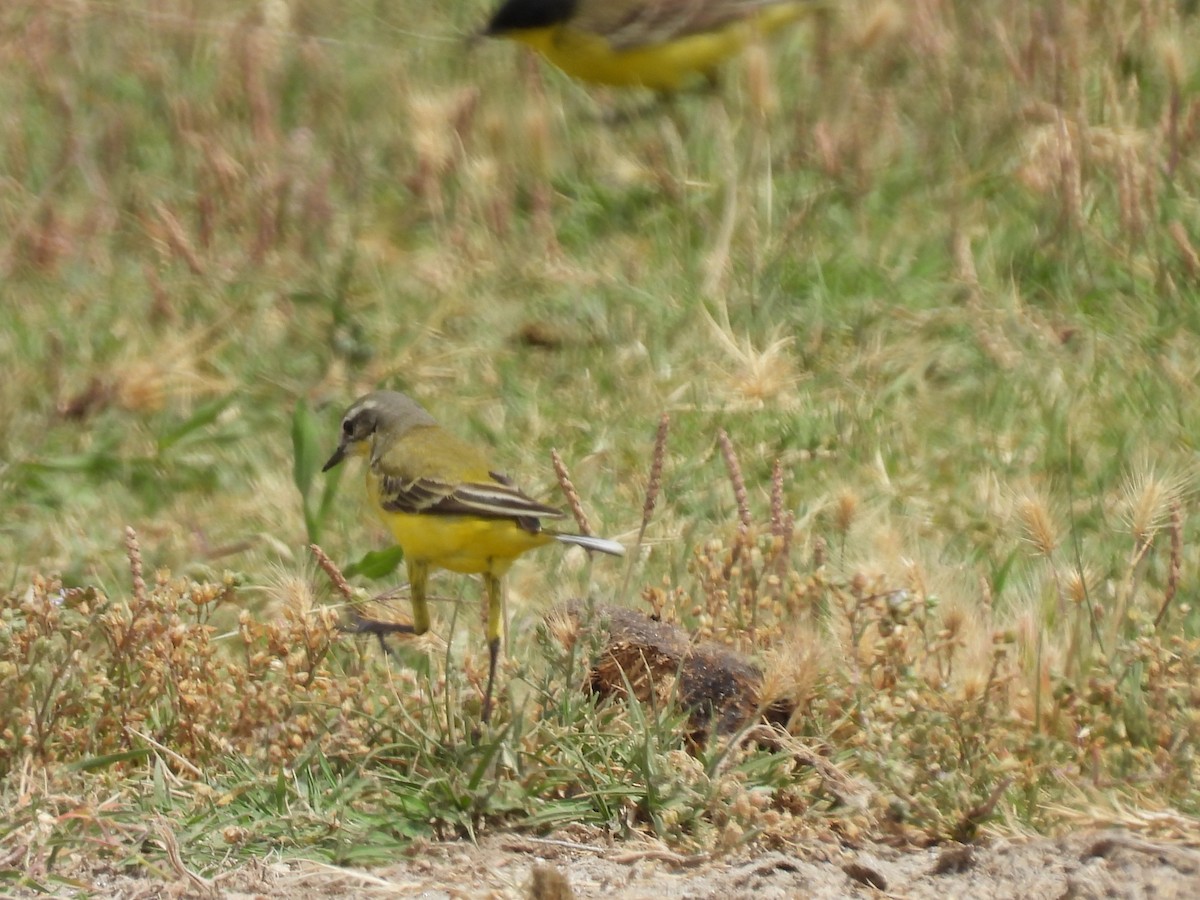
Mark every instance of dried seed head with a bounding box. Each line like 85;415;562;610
717;429;752;529
551;448;593;537
125;526;146;606
958;667;991;703
759;629;823;712
642;413;670;529
543;607;580;651
1122;464;1189;545
266;571;318;615
940;600;968;639
833;489;859;536
1016;494;1058;556
1065;567;1090;606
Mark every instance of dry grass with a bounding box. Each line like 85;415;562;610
2;0;1200;887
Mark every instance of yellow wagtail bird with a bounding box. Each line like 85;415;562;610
322;390;624;724
481;0;811;92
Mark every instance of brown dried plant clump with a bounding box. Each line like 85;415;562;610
553;600;793;744
0;530;393;780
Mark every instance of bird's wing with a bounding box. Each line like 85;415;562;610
378;469;565;528
572;0;787;50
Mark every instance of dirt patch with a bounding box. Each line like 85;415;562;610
40;829;1200;899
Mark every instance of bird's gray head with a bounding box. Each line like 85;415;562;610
321;390;437;471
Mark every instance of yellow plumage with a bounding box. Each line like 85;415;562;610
323;390;623;724
363;421;556;574
484;0;810;91
366;483;554;577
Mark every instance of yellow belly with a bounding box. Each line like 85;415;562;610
374;502;553;575
509;5;805;91
384;511;552;573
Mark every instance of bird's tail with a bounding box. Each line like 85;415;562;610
551;532;625;556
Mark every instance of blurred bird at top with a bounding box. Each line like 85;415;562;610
482;0;812;92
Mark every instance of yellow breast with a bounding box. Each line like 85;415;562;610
366;470;552;575
509;4;805;91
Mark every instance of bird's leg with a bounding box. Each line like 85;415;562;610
344;616;414;658
481;572;504;725
408;559;431;635
346;563;430;656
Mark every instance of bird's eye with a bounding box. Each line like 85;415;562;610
342;419;354;436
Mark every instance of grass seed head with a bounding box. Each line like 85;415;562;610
1122;464;1189;545
1016;493;1058;557
833;489;860;536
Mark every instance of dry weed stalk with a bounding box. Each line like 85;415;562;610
642;413;670;535
235;16;280;147
769;458;785;537
1160;36;1185;176
1116;144;1146;244
716;429;761;640
1154;500;1183;628
156;817;213;893
688;438;807;650
764;459;795;608
550;448;593;537
152;201;205;275
717;429;752;534
309;542;353;601
1111;467;1190;639
125;526;147;607
622;413;669;604
1168;222;1200;280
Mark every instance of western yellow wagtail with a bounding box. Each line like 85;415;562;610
322;390;624;724
482;0;810;92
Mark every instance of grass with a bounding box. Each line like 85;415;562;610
3;0;1200;888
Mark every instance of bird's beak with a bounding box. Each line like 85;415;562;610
322;443;347;472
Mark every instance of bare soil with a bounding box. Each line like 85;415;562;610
48;828;1200;899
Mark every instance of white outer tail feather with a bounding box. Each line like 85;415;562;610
552;533;625;556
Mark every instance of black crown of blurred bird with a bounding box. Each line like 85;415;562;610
482;0;813;92
323;390;624;724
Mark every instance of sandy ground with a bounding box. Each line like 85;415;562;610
55;828;1200;899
